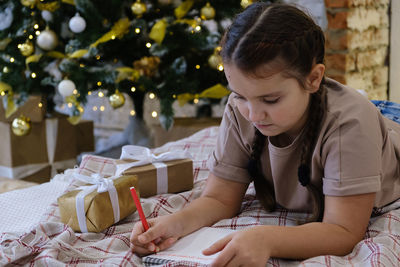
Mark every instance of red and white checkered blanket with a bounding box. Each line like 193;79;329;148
1;126;400;266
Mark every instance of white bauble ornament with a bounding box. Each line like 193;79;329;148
41;10;53;22
36;29;58;50
69;13;86;33
58;79;76;97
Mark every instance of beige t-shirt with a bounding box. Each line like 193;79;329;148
207;78;400;212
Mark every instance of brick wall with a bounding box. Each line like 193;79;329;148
324;0;390;99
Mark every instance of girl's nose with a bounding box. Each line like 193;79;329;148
248;103;265;122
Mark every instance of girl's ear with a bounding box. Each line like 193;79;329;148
306;64;325;93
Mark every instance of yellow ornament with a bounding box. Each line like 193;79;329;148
131;0;147;17
133;56;161;77
240;0;253;9
20;0;36;7
37;0;60;12
208;53;222;70
109;90;125;109
12;115;32;136
18;40;35;56
200;2;216;20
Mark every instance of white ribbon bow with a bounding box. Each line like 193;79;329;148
115;145;192;194
74;172;120;233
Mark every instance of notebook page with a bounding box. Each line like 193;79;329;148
142;227;236;265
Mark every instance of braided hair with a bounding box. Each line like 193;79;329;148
221;3;327;222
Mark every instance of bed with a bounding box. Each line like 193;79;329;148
1;126;399;266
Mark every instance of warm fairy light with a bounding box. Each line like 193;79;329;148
35;30;41;36
93;106;98;111
68;103;73;108
96;55;101;60
131;86;136;92
215;46;222;52
98;92;104;97
130;110;136;116
111;35;116;40
34;24;39;29
173;94;176;99
97;81;102;86
29;35;34;39
135;28;141;34
38;102;43;108
31;72;37;78
195;25;201;32
18;44;22;48
88;91;92;95
3;67;9;73
80;63;85;67
73;89;78;95
195;65;200;69
1;91;5;96
151;111;158;118
10;57;14;63
100;105;105;111
146;42;152;48
149;93;155;99
194;98;199;104
218;64;224;71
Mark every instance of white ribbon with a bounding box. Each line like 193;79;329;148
115;145;192;194
73;172;120;233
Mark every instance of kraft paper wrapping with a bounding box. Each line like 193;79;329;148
114;159;193;198
58;175;138;233
0;95;46;122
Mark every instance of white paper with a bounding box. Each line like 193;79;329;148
143;227;235;265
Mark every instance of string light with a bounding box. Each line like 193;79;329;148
131;86;136;92
35;30;41;36
3;67;9;73
194;98;199;104
80;63;85;67
111;35;116;40
97;81;102;86
10;57;14;63
195;65;200;69
135;28;141;34
1;91;6;96
100;105;105;111
173;94;176;99
96;55;101;60
73;89;78;95
68;103;73;108
98;92;104;97
29;35;34;40
218;64;224;71
130;110;136;116
195;25;201;32
92;106;98;111
151;111;158;118
149;93;155;99
31;72;37;78
146;42;152;48
34;24;39;29
38;102;43;108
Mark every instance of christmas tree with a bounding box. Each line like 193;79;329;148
0;0;271;131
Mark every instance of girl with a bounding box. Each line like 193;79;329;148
130;3;400;266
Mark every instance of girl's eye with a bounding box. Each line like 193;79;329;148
233;94;245;101
263;98;280;104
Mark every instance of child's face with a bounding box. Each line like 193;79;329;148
224;64;311;139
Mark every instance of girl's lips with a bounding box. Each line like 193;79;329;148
255;123;273;128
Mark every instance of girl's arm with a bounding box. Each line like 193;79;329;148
130;173;248;255
205;192;376;266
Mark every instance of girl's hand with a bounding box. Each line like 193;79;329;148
202;226;270;267
130;214;182;256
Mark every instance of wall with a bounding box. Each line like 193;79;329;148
390;0;400;102
324;0;390;99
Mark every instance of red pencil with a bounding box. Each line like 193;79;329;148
130;187;156;253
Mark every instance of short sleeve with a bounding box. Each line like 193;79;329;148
207;97;253;183
321;106;383;196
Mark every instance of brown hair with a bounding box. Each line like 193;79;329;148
221;2;327;222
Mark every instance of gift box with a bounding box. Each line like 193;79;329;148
58;174;139;233
0;95;46;122
114;145;193;198
0;116;94;182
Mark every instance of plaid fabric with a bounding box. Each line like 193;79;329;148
1;126;400;266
